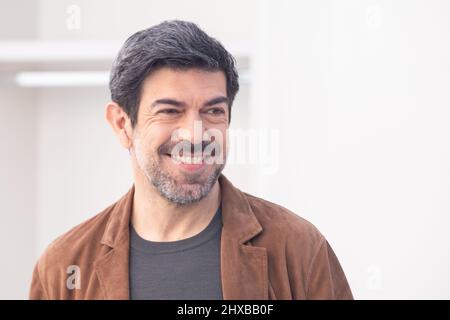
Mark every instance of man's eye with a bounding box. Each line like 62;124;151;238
206;108;225;115
159;109;180;115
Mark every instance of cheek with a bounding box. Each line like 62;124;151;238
137;125;173;155
222;134;229;158
207;127;228;157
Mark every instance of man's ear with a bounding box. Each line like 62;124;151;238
105;102;133;150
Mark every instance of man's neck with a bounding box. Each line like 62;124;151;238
131;172;221;242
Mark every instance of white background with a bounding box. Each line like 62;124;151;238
0;0;449;299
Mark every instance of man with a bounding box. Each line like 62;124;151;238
29;20;353;300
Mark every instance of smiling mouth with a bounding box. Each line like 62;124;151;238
164;153;206;165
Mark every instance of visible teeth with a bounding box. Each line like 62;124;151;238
173;155;203;164
192;157;202;164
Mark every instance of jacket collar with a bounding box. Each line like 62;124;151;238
95;174;268;299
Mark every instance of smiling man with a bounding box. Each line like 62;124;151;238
29;20;353;300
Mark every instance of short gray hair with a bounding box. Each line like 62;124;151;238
109;20;239;126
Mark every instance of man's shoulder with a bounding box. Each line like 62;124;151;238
243;192;325;247
53;205;113;249
241;192;353;300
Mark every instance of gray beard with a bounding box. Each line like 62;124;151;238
148;161;223;205
134;139;224;205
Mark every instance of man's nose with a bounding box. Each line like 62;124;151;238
177;111;204;145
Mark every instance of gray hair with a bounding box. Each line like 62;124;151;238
109;20;239;126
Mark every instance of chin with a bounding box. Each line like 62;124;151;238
164;184;209;205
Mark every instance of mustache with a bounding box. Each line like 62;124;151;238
158;139;221;157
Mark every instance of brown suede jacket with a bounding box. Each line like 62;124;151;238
29;175;353;300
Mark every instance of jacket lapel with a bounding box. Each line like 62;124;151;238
94;187;134;300
94;244;130;299
219;175;269;299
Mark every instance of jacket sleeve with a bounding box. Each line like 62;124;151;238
29;261;49;300
305;238;354;300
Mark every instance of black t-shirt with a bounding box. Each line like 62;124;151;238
129;206;223;300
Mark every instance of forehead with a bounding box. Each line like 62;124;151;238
140;67;227;99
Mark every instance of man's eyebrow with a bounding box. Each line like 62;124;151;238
150;98;186;108
150;96;229;108
203;96;229;107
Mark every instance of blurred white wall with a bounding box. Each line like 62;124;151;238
0;87;37;299
0;0;449;299
0;0;39;299
37;0;257;49
251;0;450;299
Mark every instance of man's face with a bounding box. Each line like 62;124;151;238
131;67;229;204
